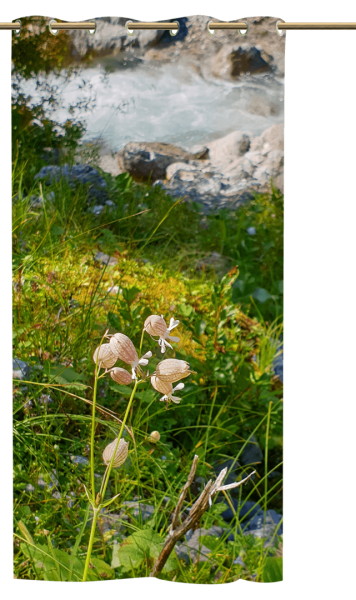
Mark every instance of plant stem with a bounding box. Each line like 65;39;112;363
100;380;139;502
82;507;100;582
90;364;99;500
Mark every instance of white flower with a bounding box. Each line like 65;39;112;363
158;316;180;353
131;350;152;379
160;382;185;404
144;314;180;354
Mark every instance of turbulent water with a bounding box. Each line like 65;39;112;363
19;60;284;152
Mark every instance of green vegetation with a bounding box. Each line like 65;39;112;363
12;20;283;583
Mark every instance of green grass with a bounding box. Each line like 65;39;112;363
13;112;283;583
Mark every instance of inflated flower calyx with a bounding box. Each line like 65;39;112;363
151;375;185;405
148;431;160;444
155;358;191;383
109;333;138;365
144;315;167;337
110;367;132;385
102;438;129;468
151;375;173;395
93;344;118;369
144;314;180;353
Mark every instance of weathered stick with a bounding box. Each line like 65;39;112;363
149;456;255;577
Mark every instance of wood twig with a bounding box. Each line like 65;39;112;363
149;456;255;578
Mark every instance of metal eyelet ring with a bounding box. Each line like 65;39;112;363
13;20;21;34
238;22;248;36
88;23;96;36
169;21;180;36
49;19;59;35
207;21;215;36
125;21;135;36
276;20;284;36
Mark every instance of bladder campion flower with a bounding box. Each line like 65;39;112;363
102;438;129;468
148;431;160;443
93;344;118;369
110;367;132;385
155;358;191;383
151;375;185;405
109;332;151;378
144;314;180;353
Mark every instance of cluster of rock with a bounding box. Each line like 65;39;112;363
32;122;283;215
67;16;285;79
115;123;283;213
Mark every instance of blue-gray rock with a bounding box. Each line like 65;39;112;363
34;164;108;203
273;343;283;383
52;491;61;500
175;526;224;563
246;509;283;536
221;499;261;523
26;484;35;493
240;435;263;466
247;226;256;235
122;502;154;522
70;455;89;466
13;358;30;380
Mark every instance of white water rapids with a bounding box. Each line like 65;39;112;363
19;60;284;152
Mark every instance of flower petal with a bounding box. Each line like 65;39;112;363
170;395;181;404
173;382;185;392
142;351;152;359
168;318;179;331
167;335;180;343
139;358;149;366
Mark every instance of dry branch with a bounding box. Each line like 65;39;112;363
149;455;255;577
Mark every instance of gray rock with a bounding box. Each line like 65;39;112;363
26;484;35;493
222;499;262;523
122;502;154;522
34;164;108;203
212;45;272;80
13;358;31;380
156;125;283;213
94;252;118;266
116;141;206;182
245;509;283;537
247;227;256;235
52;491;61;500
241;435;263;466
175;527;224;563
92;204;105;215
70;455;89;465
273;343;283;383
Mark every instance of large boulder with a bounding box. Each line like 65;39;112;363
34;164;109;203
207;131;250;170
212;44;272;80
116;141;208;182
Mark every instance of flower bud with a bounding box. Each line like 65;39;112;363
93;344;118;369
102;438;129;468
109;333;138;365
151;375;172;395
155;359;191;383
110;367;132;386
148;431;160;444
144;315;167;337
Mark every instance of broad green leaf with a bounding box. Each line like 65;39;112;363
252;288;272;303
111;528;177;574
263;556;283;582
44;363;86;389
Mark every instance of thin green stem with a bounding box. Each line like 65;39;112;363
203;382;218;462
100;380;139;502
257;400;273;581
82;508;100;582
90;366;99;500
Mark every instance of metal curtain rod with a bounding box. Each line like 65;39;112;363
1;21;356;31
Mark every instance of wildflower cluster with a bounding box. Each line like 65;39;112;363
91;313;192;497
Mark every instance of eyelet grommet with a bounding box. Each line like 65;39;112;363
276;20;284;36
238;22;248;36
169;21;179;36
13;20;21;35
88;23;96;36
125;21;135;36
207;21;215;36
49;19;59;35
